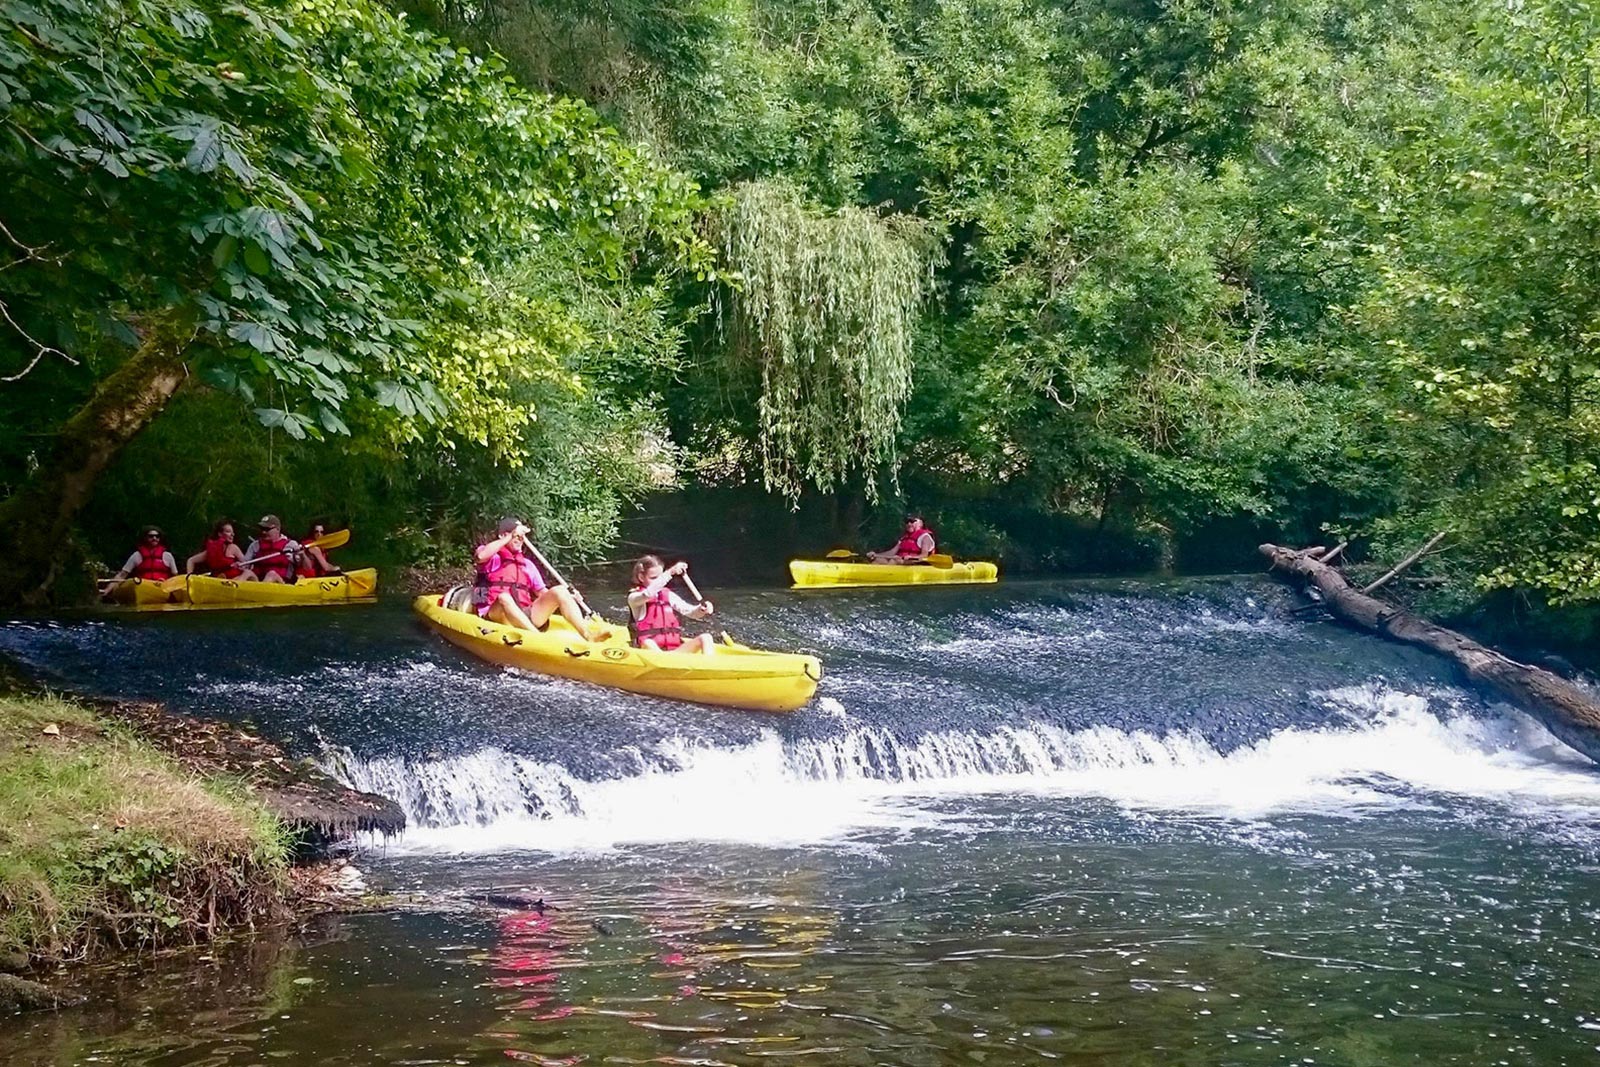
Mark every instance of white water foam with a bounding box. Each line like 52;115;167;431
330;684;1600;854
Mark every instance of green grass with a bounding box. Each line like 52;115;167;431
0;692;290;964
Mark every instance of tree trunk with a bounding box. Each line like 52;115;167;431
1260;543;1600;764
0;320;191;605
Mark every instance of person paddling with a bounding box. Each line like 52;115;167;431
296;521;342;578
473;517;608;640
103;525;177;599
186;519;255;580
626;555;716;655
243;514;300;584
868;513;935;564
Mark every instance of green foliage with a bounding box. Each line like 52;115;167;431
1331;0;1600;603
0;0;708;442
714;180;935;497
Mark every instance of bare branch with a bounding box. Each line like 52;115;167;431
0;299;77;381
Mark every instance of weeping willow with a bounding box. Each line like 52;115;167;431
716;180;934;498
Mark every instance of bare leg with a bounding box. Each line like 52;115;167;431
487;592;540;631
530;586;610;641
262;571;286;584
689;633;716;655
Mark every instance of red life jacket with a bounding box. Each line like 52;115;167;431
629;586;682;650
474;548;539;611
251;535;295;581
896;526;934;557
297;545;333;578
204;537;243;579
133;543;173;581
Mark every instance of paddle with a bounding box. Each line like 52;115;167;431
824;547;955;568
205;528;351;576
523;541;600;621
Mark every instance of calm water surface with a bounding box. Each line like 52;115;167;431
3;577;1600;1065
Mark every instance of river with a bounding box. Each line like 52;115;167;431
3;577;1600;1065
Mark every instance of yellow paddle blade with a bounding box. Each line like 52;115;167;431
308;528;351;550
826;548;856;559
927;553;954;568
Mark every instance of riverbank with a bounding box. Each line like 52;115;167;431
0;690;288;975
0;669;404;1007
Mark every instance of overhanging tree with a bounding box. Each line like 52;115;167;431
0;0;709;602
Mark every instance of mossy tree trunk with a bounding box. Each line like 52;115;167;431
0;318;192;605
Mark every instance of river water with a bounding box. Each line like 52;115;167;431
4;577;1600;1065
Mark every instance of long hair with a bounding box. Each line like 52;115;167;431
632;554;664;586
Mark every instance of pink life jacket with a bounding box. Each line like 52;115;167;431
630;586;682;651
895;526;934;557
251;535;295;581
475;548;542;616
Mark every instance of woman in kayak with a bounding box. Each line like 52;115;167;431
474;517;607;640
867;513;935;564
185;519;256;580
296;520;342;579
627;555;715;654
243;515;301;583
103;525;177;598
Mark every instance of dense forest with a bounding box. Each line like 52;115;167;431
1;0;1597;642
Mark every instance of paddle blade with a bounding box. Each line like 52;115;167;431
825;548;856;559
309;528;351;550
927;553;954;568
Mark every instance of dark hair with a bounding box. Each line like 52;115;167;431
632;554;665;585
211;519;234;537
141;525;163;540
497;516;525;536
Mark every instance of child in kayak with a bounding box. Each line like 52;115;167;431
474;517;607;640
867;513;935;563
297;520;342;578
627;555;716;654
103;525;177;599
185;519;256;580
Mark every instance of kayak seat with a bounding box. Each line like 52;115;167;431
443;585;475;614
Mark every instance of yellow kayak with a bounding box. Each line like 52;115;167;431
183;568;378;608
788;558;999;588
413;593;821;713
105;576;181;608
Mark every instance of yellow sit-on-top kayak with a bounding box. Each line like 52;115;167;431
106;576;185;608
788;558;999;588
183;568;378;608
413;592;822;713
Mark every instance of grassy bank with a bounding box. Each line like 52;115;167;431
0;692;290;966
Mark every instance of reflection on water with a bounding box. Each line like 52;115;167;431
10;815;1600;1066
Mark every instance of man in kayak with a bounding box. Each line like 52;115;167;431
627;555;716;654
242;515;301;583
474;518;608;640
185;519;256;580
103;525;177;598
868;513;935;564
296;520;342;578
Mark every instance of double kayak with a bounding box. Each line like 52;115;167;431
105;576;186;608
789;558;999;588
414;592;822;713
183;568;378;608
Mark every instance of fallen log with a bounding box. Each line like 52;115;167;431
1260;543;1600;764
